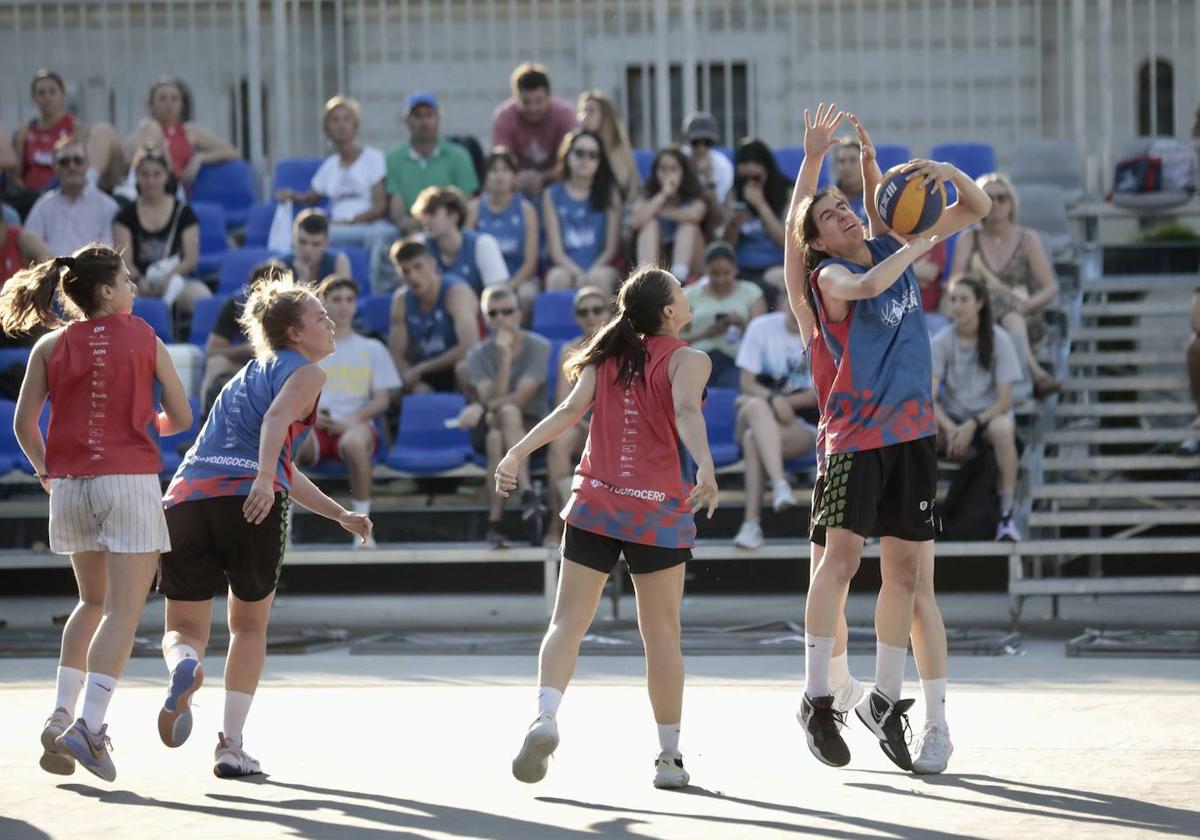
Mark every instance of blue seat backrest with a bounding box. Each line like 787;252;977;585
191;160;257;227
634;149;656;183
243;201;276;248
189;294;230;347
342;246;371;293
355;294;393;338
930;142;996;181
217;247;277;295
702;386;738;441
532;290;581;341
191;201;229;251
774;146;805;181
396;392;470;448
273;157;324;194
133;297;172;342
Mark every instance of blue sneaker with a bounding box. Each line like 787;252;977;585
158;658;204;748
55;719;115;782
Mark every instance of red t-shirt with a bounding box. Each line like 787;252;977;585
161;121;193;177
490;97;578;173
1;225;24;287
919;239;948;313
22;113;76;191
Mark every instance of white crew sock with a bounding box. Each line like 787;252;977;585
223;690;254;747
874;641;909;702
657;722;681;758
80;673;118;731
351;498;371;515
54;666;86;714
670;264;689;281
804;633;835;698
922;677;948;726
536;686;562;719
828;651;851;691
164;642;199;674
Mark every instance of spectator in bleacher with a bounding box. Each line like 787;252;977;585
275;96;396;292
545;286;611;543
682;111;733;203
543;130;621;295
412;186;508;296
122;77;238;192
385;92;480;240
295;276;401;546
7;70;124;215
467;148;540;316
731;309;819;550
832;137;868;221
278;208;352;286
491;63;578;197
387;237;480;393
948;172;1061;397
576;91;639;201
112;148;211;316
631;146;708;281
916;238;951;335
722;138;789;302
932;276;1024;542
0;216;51;290
679;241;765;388
24;137;119;255
459;285;551;548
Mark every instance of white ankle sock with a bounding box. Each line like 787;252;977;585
922;677;948;726
81;673;118;731
657;722;681;757
351;498;371;514
828;651;851;691
804;633;835;698
874;641;909;702
536;686;562;719
54;666;86;714
164;642;199;674
223;691;254;747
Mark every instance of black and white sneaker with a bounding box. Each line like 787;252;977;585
797;694;850;767
854;688;915;771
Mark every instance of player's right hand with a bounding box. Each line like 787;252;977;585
494;452;521;497
688;465;719;519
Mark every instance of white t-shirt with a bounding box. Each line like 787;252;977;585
734;311;812;394
310;146;387;222
684;144;735;204
931;324;1024;419
318;332;402;422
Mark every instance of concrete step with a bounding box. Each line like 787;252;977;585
1059;376;1188;392
1010;574;1200;596
1030;508;1200;527
1041;454;1200;471
1032;481;1200;500
1044;427;1196;445
1016;536;1200;555
1082;273;1197;293
1068;351;1182;366
1080;301;1191;317
1053;402;1193;418
1071;325;1191;341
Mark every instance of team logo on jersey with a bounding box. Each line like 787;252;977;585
880;285;920;328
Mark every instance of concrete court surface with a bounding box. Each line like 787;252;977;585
2;643;1198;840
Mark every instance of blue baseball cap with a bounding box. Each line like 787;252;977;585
405;91;439;113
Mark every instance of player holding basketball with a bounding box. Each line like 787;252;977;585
790;124;990;771
785;106;955;774
155;269;372;778
495;267;717;790
1;245;192;782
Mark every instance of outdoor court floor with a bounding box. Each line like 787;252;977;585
2;639;1198;840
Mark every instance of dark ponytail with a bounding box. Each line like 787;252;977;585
792;187;848;338
564;267;677;387
0;244;124;336
951;275;995;372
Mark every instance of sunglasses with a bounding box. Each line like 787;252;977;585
989;193;1012;203
575;305;607;317
487;307;517;318
691;139;714;148
570;148;600;160
742;173;765;184
56;155;86;167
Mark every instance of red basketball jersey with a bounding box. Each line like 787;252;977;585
23;113;76;191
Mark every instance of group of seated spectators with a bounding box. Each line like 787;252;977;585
0;61;1069;548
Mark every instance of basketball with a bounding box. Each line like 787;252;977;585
875;163;947;235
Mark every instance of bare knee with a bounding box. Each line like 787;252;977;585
496;403;522;427
817;550;861;584
229;609;269;637
883;556;920;592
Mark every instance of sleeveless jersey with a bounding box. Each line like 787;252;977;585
404;277;463;364
548;182;607;270
164;349;317;506
476;194;528;276
23;113;76;191
562;334;697;549
804;329;838;478
427;230;484;295
161;121;193;177
809;235;936;454
44;313;162;477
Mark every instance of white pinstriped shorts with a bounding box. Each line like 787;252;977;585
48;474;171;555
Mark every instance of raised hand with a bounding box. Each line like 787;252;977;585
802;102;846;160
848;114;876;167
903;159;957;190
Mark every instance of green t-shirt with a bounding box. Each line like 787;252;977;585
385;138;480;208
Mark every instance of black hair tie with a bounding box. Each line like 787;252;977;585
54;256;75;270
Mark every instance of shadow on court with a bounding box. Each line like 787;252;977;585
0;817;52;840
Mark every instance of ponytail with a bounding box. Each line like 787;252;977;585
0;245;123;336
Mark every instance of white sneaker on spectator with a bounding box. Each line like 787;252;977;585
733;521;764;550
995;516;1021;542
771;480;798;512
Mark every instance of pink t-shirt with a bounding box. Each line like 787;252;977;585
490;97;578;173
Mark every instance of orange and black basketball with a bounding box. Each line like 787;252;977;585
875;163;946;235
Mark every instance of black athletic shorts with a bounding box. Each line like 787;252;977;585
561;523;691;576
810;436;937;543
158;493;290;602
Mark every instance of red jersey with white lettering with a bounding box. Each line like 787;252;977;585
561;334;697;549
23;113;76;191
161;122;193;177
44;314;162;477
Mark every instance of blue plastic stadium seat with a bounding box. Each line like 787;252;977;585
0;347;32;373
546;338;569;403
702;387;741;467
773;146;806;181
243;201;276;248
192;201;229;276
159;396;202;476
217;247;277;295
634;149;656;183
13;403;51;475
273;157;324;194
930;142;996;181
783;452;819;473
387;393;474;474
132;298;172;342
0;399;21;476
189;294;230;347
190;160;257;229
342;246;371;293
355;294;393;339
875;143;913;174
532;290;581;341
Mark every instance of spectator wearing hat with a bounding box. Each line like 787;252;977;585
491;63;578;197
682;111;733;203
24;137;119;255
678;241;766;388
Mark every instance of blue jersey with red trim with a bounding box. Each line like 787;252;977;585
164;349;317;506
810;235;936;454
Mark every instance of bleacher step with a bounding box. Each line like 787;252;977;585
1052;402;1193;418
1032;481;1200;500
1068;351;1182;367
1010;574;1200;596
1079;301;1193;317
1044;427;1196;445
1041;454;1200;470
1059;376;1187;392
1071;326;1192;341
1082;274;1198;293
1030;509;1200;527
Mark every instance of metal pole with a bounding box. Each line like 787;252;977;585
681;0;698;127
653;0;671;148
1099;0;1113;195
1071;0;1086;180
246;0;266;171
272;0;291;161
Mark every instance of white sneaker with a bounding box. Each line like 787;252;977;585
831;676;866;717
512;714;559;784
733;520;764;550
912;722;954;775
995;516;1021;542
213;732;263;778
39;707;75;775
653;751;690;789
771;480;798;512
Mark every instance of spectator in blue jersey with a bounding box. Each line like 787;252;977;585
387;237;480;393
543;130;621;295
281;208;352;287
722;138;790;304
466;148;540;316
631;146;709;282
412;186;509;297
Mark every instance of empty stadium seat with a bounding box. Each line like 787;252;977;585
532;290;581;340
217;247;277;295
1010;139;1085;204
0;347;32;373
774;146;805;181
192;201;230;275
188;295;230;347
273;157;324;194
355;294;393;339
1015;183;1072;257
0;399;20;476
132;297;172;342
243;201;276;248
342;246;371;293
190;160;257;229
546;338;569;401
386;392;475;474
930;142;996;180
159;396;202;476
702;387;741;467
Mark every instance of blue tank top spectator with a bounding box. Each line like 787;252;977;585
543;130;621;295
411;186;508;296
723;138;790;304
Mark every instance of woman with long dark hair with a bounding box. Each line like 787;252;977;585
722;138;792;297
630;146;708;280
495;267;717;790
543;130;622;294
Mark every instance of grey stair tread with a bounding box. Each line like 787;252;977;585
1071;326;1191;341
1010;575;1200;595
1080;301;1193;317
1030;509;1200;526
1042;455;1200;470
1044;427;1196;444
1083;274;1198;292
1017;536;1200;554
1069;351;1182;366
1033;481;1200;499
1059;376;1187;392
1053;402;1193;418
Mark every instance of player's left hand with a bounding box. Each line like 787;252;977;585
494;452;521;497
243;475;276;524
338;510;373;544
688;464;719;519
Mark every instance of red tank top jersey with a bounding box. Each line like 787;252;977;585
161;122;193;177
561;334;698;549
1;225;23;286
44;313;162;477
23;113;76;191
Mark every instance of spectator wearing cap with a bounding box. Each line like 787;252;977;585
682;111;733;203
491;63;578;197
386;92;480;239
24;137;119;255
678;241;766;389
276;95;396;291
